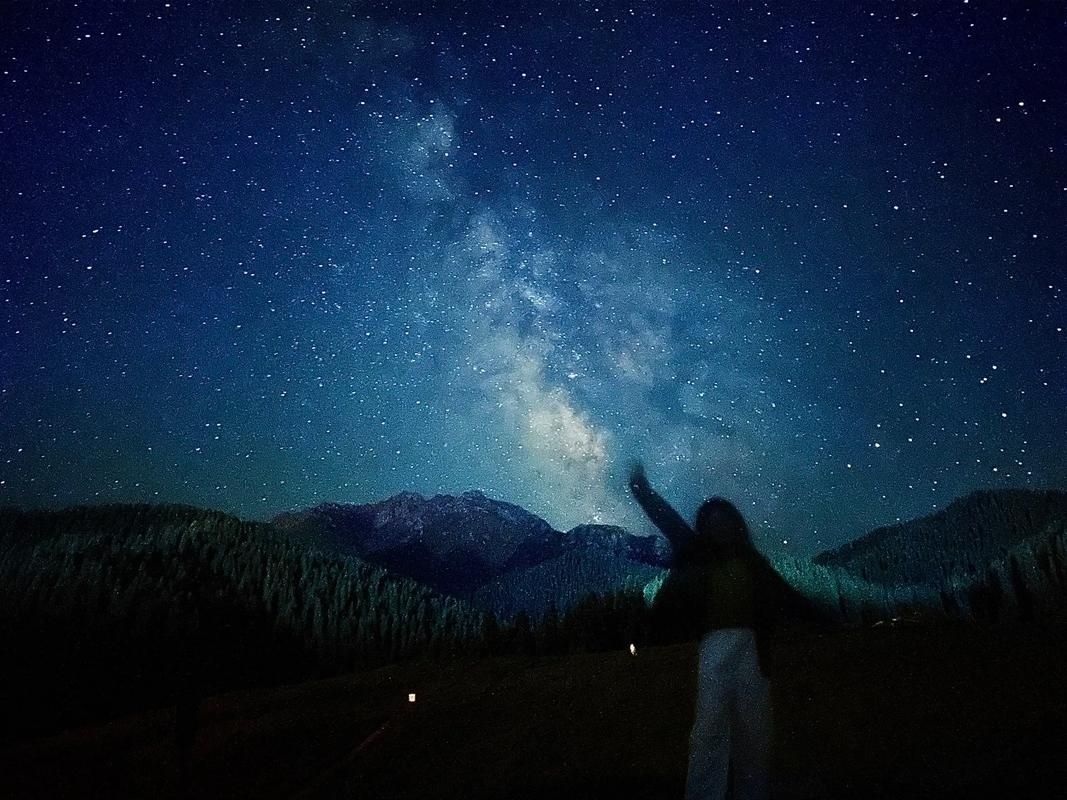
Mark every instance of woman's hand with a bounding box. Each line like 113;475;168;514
628;461;650;495
627;459;693;549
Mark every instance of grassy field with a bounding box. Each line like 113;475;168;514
3;622;1065;799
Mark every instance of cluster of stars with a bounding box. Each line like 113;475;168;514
0;3;1063;553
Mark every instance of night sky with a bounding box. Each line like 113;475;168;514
1;2;1064;554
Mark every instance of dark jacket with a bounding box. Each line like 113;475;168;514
632;479;823;676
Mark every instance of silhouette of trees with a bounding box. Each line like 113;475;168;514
511;611;537;656
2;495;1064;740
815;489;1067;600
769;511;1067;626
968;570;1004;623
473;590;651;657
479;611;503;656
0;505;483;739
537;602;564;655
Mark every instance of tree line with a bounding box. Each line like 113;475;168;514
0;504;483;739
3;498;1063;740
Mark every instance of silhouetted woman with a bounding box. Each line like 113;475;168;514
629;462;815;800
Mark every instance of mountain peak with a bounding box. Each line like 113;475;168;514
271;491;674;603
387;490;426;504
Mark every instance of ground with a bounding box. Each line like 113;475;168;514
3;622;1066;799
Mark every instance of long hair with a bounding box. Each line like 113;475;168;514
678;497;752;565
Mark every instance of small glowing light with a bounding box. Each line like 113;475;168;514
408;693;417;703
629;643;637;656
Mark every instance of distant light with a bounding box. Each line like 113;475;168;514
629;643;637;656
408;693;417;703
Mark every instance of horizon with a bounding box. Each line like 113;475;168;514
6;482;1065;560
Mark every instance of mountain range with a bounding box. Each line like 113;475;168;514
274;486;1067;622
3;486;1064;635
3;486;1064;743
273;489;670;616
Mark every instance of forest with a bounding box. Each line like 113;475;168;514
0;505;479;739
2;494;1066;743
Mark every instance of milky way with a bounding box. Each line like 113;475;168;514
1;2;1064;553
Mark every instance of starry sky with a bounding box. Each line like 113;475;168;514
1;1;1064;554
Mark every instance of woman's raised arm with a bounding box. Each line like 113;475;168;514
628;461;694;553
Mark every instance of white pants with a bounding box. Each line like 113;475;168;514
686;628;771;800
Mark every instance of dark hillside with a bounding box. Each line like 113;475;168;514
0;505;482;740
471;547;663;618
816;489;1067;588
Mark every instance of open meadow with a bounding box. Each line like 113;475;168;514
3;621;1065;799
